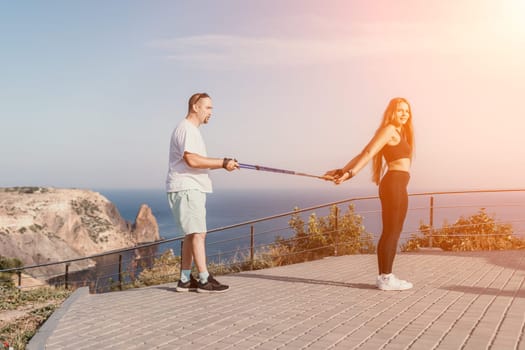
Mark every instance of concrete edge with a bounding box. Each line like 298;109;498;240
416;247;444;252
27;286;89;350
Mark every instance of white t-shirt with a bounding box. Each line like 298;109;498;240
165;119;213;193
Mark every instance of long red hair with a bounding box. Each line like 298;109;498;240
371;97;415;185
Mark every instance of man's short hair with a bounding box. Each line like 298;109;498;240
188;92;210;113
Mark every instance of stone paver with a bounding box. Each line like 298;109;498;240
28;250;525;349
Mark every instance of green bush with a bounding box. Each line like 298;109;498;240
134;250;181;287
130;205;374;283
0;256;23;288
269;204;375;266
1;186;49;194
402;208;525;252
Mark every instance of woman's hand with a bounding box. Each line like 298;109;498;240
322;169;342;181
334;170;353;185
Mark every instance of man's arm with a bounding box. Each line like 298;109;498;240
184;152;239;171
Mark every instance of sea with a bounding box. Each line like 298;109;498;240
96;187;525;263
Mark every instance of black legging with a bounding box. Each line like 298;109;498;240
377;170;410;274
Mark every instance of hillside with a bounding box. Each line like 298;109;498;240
0;187;160;278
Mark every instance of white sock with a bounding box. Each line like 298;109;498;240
199;271;209;284
180;270;191;283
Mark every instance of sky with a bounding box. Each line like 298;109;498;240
1;0;524;194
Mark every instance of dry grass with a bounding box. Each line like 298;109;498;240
0;283;72;350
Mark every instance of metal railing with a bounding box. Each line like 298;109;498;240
1;188;524;293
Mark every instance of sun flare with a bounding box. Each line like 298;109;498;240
502;0;525;33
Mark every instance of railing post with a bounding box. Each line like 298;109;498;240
429;196;434;248
65;263;70;289
118;254;123;291
17;270;22;288
250;225;255;270
180;241;184;271
334;206;339;256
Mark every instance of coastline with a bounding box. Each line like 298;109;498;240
96;188;525;264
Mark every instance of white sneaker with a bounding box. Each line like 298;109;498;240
376;273;413;291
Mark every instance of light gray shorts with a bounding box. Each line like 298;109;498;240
167;190;207;235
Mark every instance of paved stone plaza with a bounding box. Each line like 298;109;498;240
29;250;525;349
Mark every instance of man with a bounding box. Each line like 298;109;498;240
166;92;239;293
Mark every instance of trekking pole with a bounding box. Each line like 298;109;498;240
238;163;325;180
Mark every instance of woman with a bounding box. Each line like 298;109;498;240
324;97;415;291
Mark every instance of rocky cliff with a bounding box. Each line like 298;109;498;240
0;187;160;277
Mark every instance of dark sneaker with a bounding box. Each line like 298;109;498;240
175;274;198;292
197;274;229;293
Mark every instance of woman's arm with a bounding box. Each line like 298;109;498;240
333;125;396;184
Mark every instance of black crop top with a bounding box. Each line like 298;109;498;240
383;131;411;163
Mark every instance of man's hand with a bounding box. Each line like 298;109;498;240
223;158;240;171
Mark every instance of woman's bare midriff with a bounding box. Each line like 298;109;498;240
387;158;411;172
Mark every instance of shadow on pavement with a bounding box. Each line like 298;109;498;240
231;273;376;290
442;285;525;298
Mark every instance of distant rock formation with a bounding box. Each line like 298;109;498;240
132;204;159;244
0;187;160;278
